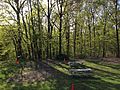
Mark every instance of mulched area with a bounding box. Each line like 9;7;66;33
85;57;120;64
102;58;120;64
6;62;68;83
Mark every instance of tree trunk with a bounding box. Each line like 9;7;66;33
80;27;83;55
47;0;51;59
16;1;22;57
115;0;119;57
88;16;92;57
37;0;42;63
92;12;96;57
102;6;107;57
66;13;70;56
59;0;63;55
73;19;77;58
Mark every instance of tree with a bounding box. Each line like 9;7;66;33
115;0;119;57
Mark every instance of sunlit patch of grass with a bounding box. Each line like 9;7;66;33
84;61;120;75
84;61;120;85
48;62;70;75
59;63;70;69
99;63;120;70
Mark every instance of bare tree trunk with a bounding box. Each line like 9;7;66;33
80;27;83;55
102;6;107;57
50;25;53;59
115;0;119;57
59;0;63;55
88;16;92;57
65;12;70;56
37;0;42;62
92;12;96;57
46;0;51;59
73;18;77;58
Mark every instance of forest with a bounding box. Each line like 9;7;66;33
0;0;120;90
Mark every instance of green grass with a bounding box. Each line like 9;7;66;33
0;60;120;90
47;62;70;75
84;61;120;74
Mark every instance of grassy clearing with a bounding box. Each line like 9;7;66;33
84;61;120;84
0;59;120;90
84;61;120;74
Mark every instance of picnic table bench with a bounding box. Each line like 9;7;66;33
68;61;84;68
68;61;93;76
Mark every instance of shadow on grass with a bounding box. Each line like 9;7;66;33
50;75;120;90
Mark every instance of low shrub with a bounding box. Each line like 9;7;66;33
55;54;69;61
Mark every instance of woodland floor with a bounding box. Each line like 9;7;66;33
0;58;120;90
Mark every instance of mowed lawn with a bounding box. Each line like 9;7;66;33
0;59;120;90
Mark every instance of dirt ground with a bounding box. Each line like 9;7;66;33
7;62;67;83
101;58;120;64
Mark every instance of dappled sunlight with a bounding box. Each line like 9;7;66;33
84;61;120;75
0;0;120;90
